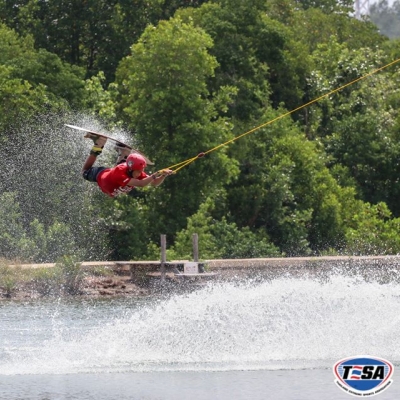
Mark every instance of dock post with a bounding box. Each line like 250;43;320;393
160;234;166;282
193;233;199;262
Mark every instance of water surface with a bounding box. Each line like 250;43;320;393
1;275;399;399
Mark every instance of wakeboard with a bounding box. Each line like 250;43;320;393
65;124;154;165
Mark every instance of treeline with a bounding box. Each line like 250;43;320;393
370;0;400;39
1;0;400;262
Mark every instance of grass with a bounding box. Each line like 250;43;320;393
0;258;114;299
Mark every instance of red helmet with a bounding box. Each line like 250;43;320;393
126;153;147;171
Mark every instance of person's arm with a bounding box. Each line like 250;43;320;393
127;173;158;188
127;169;173;188
150;170;173;187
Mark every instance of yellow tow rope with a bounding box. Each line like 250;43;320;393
162;57;400;174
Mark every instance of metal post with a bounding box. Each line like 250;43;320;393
192;233;199;262
160;234;166;282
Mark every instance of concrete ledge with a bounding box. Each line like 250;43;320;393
9;255;400;271
205;255;400;270
9;261;117;269
174;272;217;278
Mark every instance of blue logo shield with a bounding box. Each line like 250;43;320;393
333;356;394;396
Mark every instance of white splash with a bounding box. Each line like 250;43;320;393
1;274;399;375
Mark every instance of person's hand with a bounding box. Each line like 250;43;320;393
159;169;174;176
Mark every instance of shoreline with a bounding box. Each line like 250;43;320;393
3;255;400;300
11;254;400;269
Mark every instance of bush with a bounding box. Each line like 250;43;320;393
0;263;18;297
31;256;83;296
32;267;63;296
345;202;400;255
55;255;84;295
163;197;281;260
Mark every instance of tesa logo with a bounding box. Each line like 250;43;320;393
333;355;394;397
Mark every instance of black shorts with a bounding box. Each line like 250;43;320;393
82;166;107;183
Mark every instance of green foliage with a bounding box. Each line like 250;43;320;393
296;0;354;14
0;64;48;130
82;72;120;126
15;49;85;108
0;22;36;63
0;109;112;263
289;7;383;54
370;0;400;39
226;108;361;255
0;0;206;82
54;255;84;295
0;263;18;297
308;40;400;215
31;220;80;263
178;0;312;117
0;192;83;263
102;194;151;260
1;0;400;261
0;261;114;298
178;1;273;120
345;202;400;255
166;197;281;260
0;23;85;110
116;17;219;137
99;0;166;81
0;192;31;261
26;219;80;263
115;16;239;235
31;267;64;297
31;257;83;296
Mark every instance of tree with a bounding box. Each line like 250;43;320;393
0;23;85;110
370;0;400;39
296;0;354;14
288;7;384;54
115;17;239;238
307;40;400;215
178;1;310;120
0;0;208;82
164;197;281;260
345;202;400;255
0;64;47;131
225;107;360;255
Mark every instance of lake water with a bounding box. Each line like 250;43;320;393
1;274;399;399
